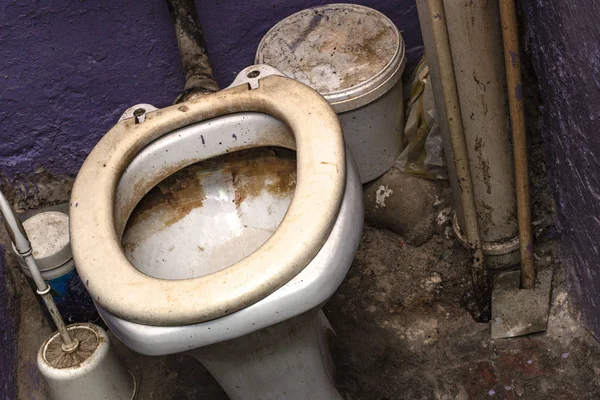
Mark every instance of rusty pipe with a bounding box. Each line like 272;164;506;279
166;0;219;103
498;0;535;289
417;0;491;318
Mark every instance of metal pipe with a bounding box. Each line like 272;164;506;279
0;193;29;253
498;0;535;289
0;189;78;352
166;0;219;103
416;0;491;318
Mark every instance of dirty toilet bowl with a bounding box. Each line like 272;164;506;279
70;65;363;400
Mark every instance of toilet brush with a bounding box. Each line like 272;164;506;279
0;189;136;400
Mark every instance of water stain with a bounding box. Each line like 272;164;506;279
289;12;324;51
319;26;390;90
123;147;296;250
478;200;494;237
263;6;396;93
473;136;492;195
225;148;296;209
126;167;206;232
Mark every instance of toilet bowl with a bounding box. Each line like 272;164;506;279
70;65;363;399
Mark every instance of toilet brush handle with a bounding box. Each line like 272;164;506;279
0;189;78;351
37;284;79;352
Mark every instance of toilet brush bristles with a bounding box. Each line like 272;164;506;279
44;326;99;369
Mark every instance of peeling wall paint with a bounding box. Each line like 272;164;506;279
0;0;423;180
521;0;600;339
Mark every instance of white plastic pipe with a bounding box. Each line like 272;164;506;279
416;0;491;317
443;0;518;247
417;0;521;269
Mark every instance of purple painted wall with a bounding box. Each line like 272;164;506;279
0;0;183;178
0;0;422;179
520;0;600;339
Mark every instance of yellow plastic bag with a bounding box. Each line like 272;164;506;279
395;57;447;180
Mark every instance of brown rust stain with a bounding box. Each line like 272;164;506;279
320;27;390;90
275;3;399;92
118;158;194;235
123;147;296;249
122;240;136;255
125;166;206;231
320;161;340;173
224;147;296;209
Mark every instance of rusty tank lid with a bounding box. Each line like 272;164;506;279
255;3;405;112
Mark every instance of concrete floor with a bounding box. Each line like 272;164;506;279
114;225;600;400
6;140;600;399
325;228;600;399
9;220;600;400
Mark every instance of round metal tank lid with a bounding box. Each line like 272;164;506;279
256;3;405;112
13;210;72;271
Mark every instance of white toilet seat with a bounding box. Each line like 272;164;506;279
70;66;346;326
99;111;363;355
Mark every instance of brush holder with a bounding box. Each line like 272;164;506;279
37;323;136;400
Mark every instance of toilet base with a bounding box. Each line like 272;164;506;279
189;309;343;400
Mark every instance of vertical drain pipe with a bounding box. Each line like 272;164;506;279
166;0;219;103
442;0;520;268
416;0;491;319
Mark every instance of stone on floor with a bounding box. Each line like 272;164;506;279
364;168;448;245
